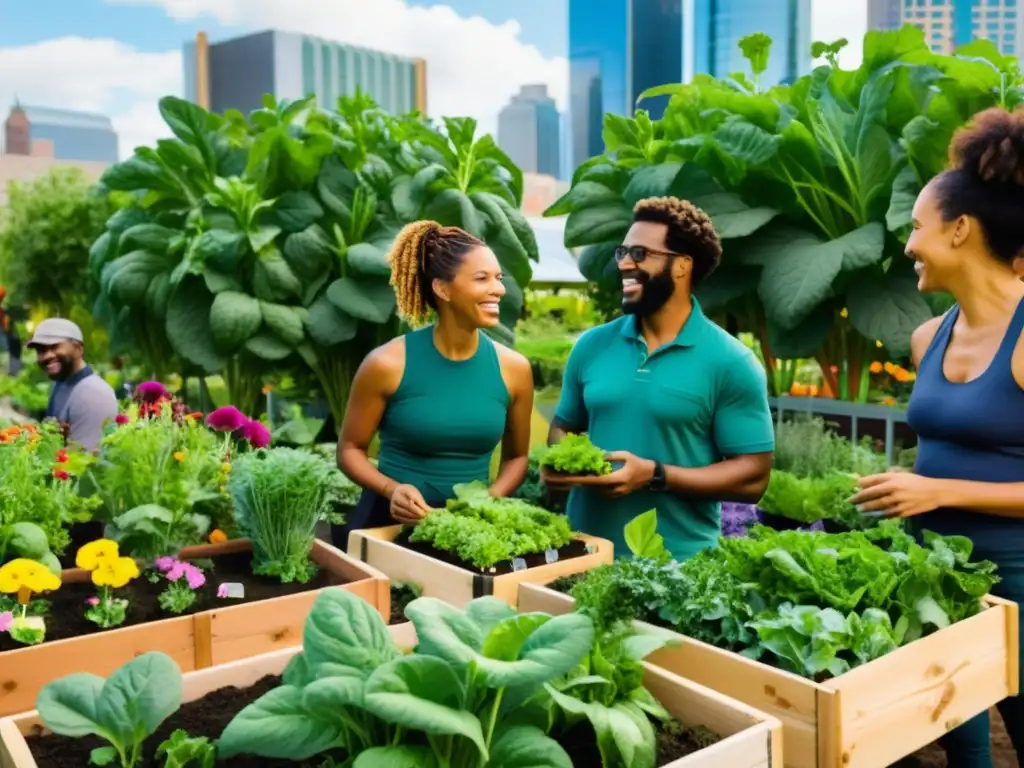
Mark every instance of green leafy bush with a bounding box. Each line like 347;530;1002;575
409;481;574;568
758;470;862;528
773;416;886;477
541;433;612;476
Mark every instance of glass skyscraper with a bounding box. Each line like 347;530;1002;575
568;0;811;167
869;0;1023;56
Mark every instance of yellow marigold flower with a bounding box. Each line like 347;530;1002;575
174;450;186;462
91;556;140;589
208;529;228;544
840;307;849;318
76;539;120;571
221;462;232;473
0;558;61;597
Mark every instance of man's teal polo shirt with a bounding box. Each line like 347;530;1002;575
554;300;774;560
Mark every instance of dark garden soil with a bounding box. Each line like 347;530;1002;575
394;528;588;575
55;521;106;569
0;551;332;653
548;572;587;595
893;708;1018;767
28;675;720;767
389;583;419;625
558;719;719;765
26;674;345;767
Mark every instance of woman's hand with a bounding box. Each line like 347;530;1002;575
390;484;431;523
849;472;944;518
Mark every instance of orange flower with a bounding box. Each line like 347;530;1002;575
869;361;883;374
52;468;70;481
187;412;203;421
55;449;68;463
208;529;228;544
173;451;186;462
882;396;897;405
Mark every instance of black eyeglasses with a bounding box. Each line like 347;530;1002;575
613;245;685;264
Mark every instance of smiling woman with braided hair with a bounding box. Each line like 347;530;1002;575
333;220;534;542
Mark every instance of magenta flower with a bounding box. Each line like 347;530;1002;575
240;419;271;449
85;597;99;607
166;561;187;582
0;611;11;633
114;414;130;425
207;406;248;433
136;381;170;403
185;566;206;590
154;556;177;573
217;583;229;599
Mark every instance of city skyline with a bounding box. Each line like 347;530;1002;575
0;0;866;159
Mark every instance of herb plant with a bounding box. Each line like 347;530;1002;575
154;556;206;614
540;434;612;476
227;447;345;582
408;481;574;568
36;651;183;768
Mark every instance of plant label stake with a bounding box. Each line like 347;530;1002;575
544;548;560;564
218;582;245;599
512;557;528;572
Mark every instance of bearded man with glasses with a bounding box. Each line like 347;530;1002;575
543;196;774;560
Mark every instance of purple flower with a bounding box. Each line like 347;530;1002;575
240;419;271;449
154;556;177;573
207;406;248;433
217;583;229;599
136;381;170;403
185;565;206;590
0;611;11;633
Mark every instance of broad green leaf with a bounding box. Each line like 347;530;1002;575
210;291;263;353
489;725;572;768
887;164;920;238
101;157;179;195
623;510;665;557
165;277;226;372
347;242;391;277
216;685;344;760
846;270;933;357
837;223;886;272
283;224;335;281
481;613;552;662
491;194;540;263
119;224;176;255
253;247;302;302
473;134;524;201
603;114;642;153
326;277;395;324
694;263;759;312
577;243;619;283
249;225;282;254
425;189;485;238
712;120;780;166
95;652;182;745
9;522;52;559
317;155;359;219
105;251;171;307
305;294;358;347
260;302;306;347
115;505;175;535
270;190;324;233
302;589;401;674
693;193;779;239
244;333;294;361
301;666;367;711
623;164;682;208
354;746;438;768
203;269;243;295
145;272;172;318
766;303;832;359
564;204;632;249
194;229;246;273
158;96;216;173
363;656;485;757
465;597;518;635
472;192;531;288
89;747;117;766
545;181;620;218
37;673;109;738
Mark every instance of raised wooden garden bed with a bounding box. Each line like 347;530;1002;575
0;539;388;717
348;524;612;608
0;627;782;768
519;582;1019;768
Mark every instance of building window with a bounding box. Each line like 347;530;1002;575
302;40;316;99
396;62;408;112
381;58;392;111
338;47;348;98
354;51;364;93
322;46;333;109
409;66;418;112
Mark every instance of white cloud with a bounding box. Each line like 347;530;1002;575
810;0;867;69
0;37;181;159
106;0;569;140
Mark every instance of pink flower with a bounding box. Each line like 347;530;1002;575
206;406;248;433
114;414;129;425
86;597;99;607
154;556;177;573
240;419;271;449
136;381;170;404
0;611;11;632
185;566;205;590
217;584;229;599
166;562;187;582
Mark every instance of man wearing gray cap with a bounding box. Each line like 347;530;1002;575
27;318;118;452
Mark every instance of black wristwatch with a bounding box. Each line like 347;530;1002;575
648;461;667;492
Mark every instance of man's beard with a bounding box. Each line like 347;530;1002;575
622;262;675;316
41;355;75;381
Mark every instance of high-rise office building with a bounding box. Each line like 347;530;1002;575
688;0;813;86
868;0;1023;56
498;85;561;178
569;0;683;169
2;104;118;163
184;31;427;116
568;0;811;166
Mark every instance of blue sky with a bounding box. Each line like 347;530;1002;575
0;0;567;58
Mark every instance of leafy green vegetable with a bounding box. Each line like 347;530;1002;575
758;470;865;528
156;730;216;768
35;652;183;768
540;434;612;476
408;482;574;568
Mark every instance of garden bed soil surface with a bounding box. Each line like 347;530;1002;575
389;584;418;625
25;674;720;767
0;551;331;653
393;528;588;575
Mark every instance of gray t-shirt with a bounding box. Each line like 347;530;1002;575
47;365;119;452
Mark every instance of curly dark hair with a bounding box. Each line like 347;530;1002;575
388;220;483;325
632;196;722;285
933;107;1024;264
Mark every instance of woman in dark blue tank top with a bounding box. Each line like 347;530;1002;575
851;109;1024;767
